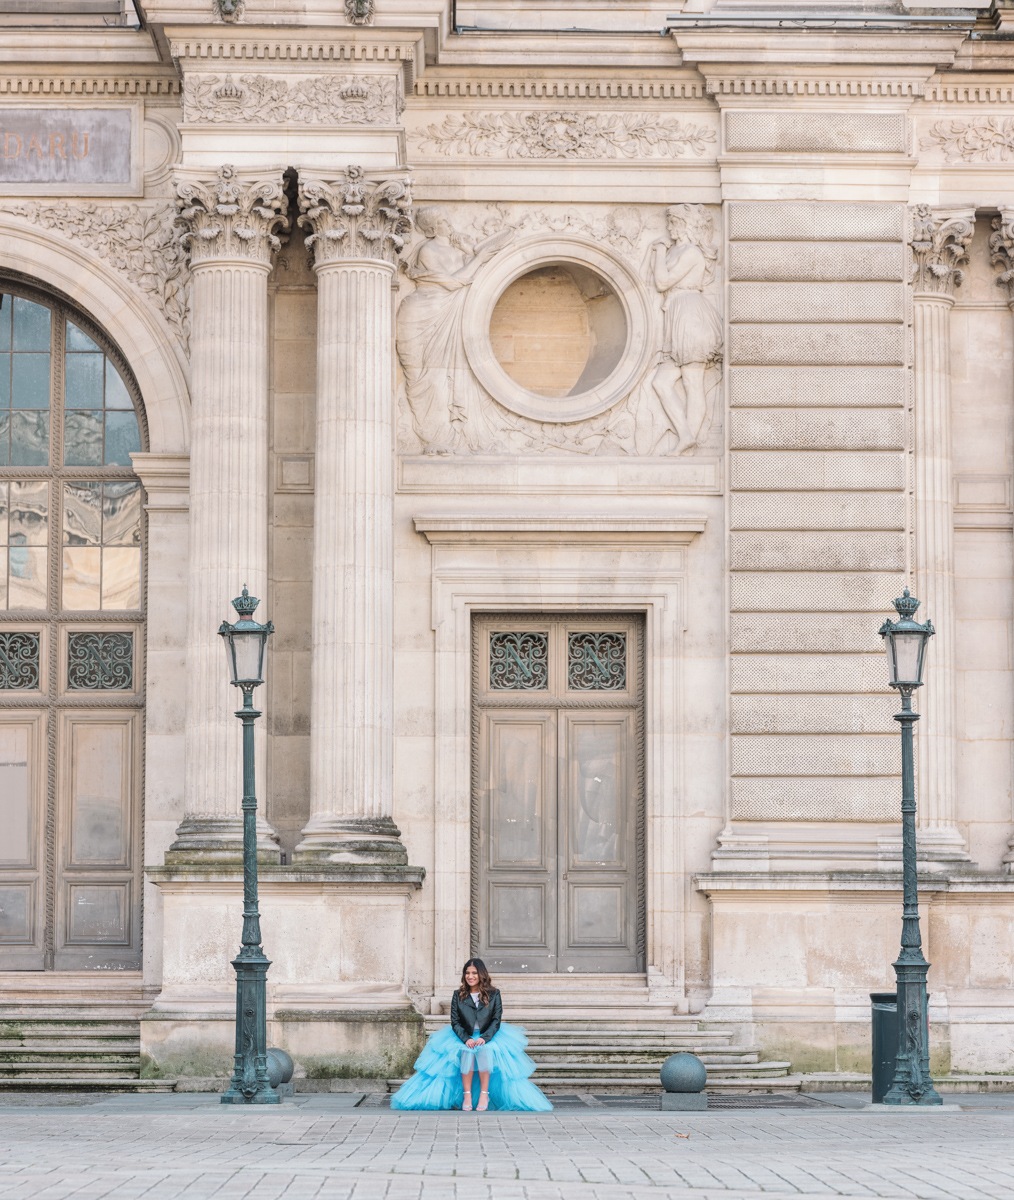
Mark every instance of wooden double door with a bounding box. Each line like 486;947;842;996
472;614;643;973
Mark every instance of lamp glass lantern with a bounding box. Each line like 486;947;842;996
878;589;934;692
219;587;273;689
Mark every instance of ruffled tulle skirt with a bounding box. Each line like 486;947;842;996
390;1022;553;1111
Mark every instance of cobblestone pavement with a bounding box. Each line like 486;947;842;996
0;1094;1012;1200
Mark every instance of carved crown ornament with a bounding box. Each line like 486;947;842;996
174;165;289;266
297;167;413;267
910;205;975;298
183;73;399;126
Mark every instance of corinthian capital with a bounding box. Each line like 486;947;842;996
990;208;1014;304
297;166;412;268
174;164;289;266
910;205;975;298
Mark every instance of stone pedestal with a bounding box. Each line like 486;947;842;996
167;166;288;863
294;170;413;865
142;863;425;1081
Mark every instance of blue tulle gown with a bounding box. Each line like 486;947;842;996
391;1022;553;1111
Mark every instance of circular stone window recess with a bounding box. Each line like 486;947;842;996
463;237;654;424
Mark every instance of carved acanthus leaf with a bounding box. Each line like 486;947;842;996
184;73;398;126
921;118;1014;163
989;208;1014;303
0;200;190;349
910;205;975;297
174;164;288;266
413;111;716;160
298;167;412;267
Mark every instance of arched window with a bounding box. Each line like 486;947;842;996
0;280;145;971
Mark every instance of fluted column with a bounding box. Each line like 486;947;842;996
295;167;413;864
167;165;288;862
910;205;974;861
989;210;1014;873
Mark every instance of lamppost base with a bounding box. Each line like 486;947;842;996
220;1087;282;1105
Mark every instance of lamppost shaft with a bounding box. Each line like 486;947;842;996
883;689;941;1106
221;686;278;1105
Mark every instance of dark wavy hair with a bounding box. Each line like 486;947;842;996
458;958;493;1006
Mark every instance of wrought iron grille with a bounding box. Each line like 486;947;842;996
568;631;626;691
67;631;133;690
0;631;40;689
489;631;549;690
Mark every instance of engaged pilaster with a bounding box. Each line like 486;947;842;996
167;165;288;863
910;205;975;862
294;167;413;864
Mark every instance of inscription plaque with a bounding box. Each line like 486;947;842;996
0;109;133;189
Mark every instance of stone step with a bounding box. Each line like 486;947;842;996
0;1077;174;1093
0;1060;141;1076
528;1048;761;1065
0;1047;140;1063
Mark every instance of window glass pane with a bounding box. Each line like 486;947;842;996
67;322;100;352
63;482;101;545
0;354;9;406
63;411;102;466
0;549;7;609
101;548;141;610
0;481;6;525
11;411;48;467
104;362;132;410
102;482;141;546
9;481;48;545
12;297;50;351
12;354;50;409
0;297;10;351
65;353;103;409
104;412;140;466
62;546;101;609
0;412;8;466
8;547;46;610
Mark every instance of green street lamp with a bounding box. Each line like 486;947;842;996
218;587;279;1106
877;588;941;1106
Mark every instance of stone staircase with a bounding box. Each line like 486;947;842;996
0;972;172;1092
407;974;796;1094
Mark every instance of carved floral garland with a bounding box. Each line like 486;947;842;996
920;118;1014;163
1;201;189;349
414;111;716;159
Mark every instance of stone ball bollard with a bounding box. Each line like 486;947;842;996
660;1052;707;1111
266;1047;295;1094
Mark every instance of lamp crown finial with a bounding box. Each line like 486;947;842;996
231;586;259;619
892;588;920;620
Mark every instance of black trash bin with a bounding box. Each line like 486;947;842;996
870;992;898;1104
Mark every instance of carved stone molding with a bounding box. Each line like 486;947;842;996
297;167;412;267
0;200;189;348
910;205;975;297
921;118;1014;162
174;164;288;267
989;208;1014;304
413;111;716;160
184;73;397;126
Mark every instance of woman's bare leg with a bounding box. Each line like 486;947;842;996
651;360;696;453
477;1069;491;1110
461;1071;473;1109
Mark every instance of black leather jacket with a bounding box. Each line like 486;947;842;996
450;988;502;1045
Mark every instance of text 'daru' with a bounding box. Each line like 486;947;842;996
0;110;131;186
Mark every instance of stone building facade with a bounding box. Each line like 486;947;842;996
2;0;1014;1087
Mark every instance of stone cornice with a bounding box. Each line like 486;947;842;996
166;27;422;67
412;72;707;101
671;29;969;70
174;164;289;266
0;73;180;97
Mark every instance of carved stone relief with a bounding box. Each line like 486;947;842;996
174;164;288;266
183;73;398;126
910;205;975;297
0;200;190;349
395;202;723;458
412;111;716;160
921;118;1014;162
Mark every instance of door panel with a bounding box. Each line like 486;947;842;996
473;616;643;974
0;714;45;968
